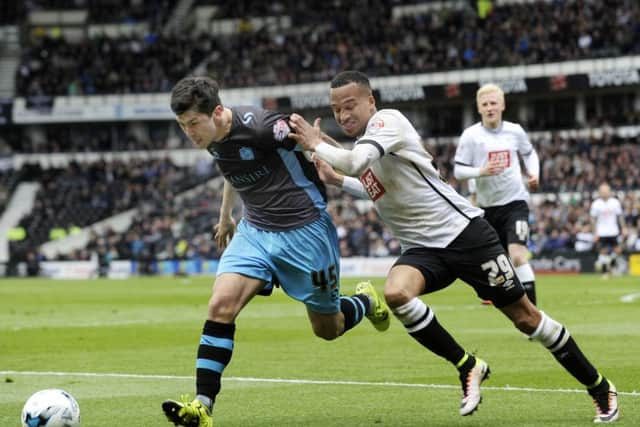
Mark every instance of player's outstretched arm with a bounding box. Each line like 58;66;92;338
455;158;505;179
454;162;480;180
314;156;368;199
290;113;380;175
320;130;343;148
288;114;323;150
313;155;344;187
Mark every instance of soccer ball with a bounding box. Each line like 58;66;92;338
21;389;81;427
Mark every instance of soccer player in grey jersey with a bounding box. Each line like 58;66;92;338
290;71;619;423
161;76;390;427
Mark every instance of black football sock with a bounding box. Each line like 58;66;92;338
196;320;235;411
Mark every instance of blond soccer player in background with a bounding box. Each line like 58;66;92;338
454;83;540;306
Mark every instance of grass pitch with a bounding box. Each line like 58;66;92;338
1;274;639;426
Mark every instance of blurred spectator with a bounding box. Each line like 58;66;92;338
626;218;640;252
574;223;595;252
542;228;571;252
25;250;41;276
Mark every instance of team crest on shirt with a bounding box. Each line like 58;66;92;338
241;112;255;125
360;168;386;201
239;146;255;160
488;150;510;167
273;119;290;141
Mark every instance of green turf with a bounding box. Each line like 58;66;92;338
1;275;638;426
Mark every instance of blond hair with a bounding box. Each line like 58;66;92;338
476;83;504;104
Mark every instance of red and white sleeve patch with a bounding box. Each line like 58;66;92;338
359;168;386;201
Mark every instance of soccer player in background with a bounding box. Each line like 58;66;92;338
590;183;626;278
454;83;539;306
289;70;619;423
162;76;390;427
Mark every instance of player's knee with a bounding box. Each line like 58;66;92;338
208;294;240;323
315;331;340;341
384;284;412;309
511;308;540;334
509;248;528;266
513;317;537;334
312;323;340;341
512;254;528;266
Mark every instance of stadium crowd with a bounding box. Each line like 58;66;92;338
530;191;640;255
4;0;640;274
4;124;640;193
5;125;640;265
8;157;217;263
14;0;640;95
427;131;640;193
0;123;189;153
30;183;639;273
84;181;224;274
8;140;640;267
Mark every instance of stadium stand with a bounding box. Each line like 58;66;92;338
1;0;639;277
1;122;190;153
14;0;640;95
8;157;217;264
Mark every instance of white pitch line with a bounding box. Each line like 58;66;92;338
1;371;639;397
620;293;640;303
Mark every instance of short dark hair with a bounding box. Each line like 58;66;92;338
170;76;221;115
330;70;372;91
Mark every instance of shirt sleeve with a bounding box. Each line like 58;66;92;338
468;178;477;194
342;176;369;199
615;200;623;216
357;111;404;155
314;111;404;176
454;130;474;166
259;109;297;150
315;142;381;176
515;124;534;156
453;130;480;179
515;124;540;177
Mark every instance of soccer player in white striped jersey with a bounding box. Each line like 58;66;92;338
454;83;539;306
590;183;626;278
289;71;618;423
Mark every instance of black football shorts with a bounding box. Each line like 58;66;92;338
394;217;526;308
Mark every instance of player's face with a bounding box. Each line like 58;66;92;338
176;108;222;149
598;184;611;199
330;83;375;137
477;91;505;129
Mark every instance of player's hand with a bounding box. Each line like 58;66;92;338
214;216;236;250
313;155;343;187
479;158;505;176
289;114;322;151
527;174;540;191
